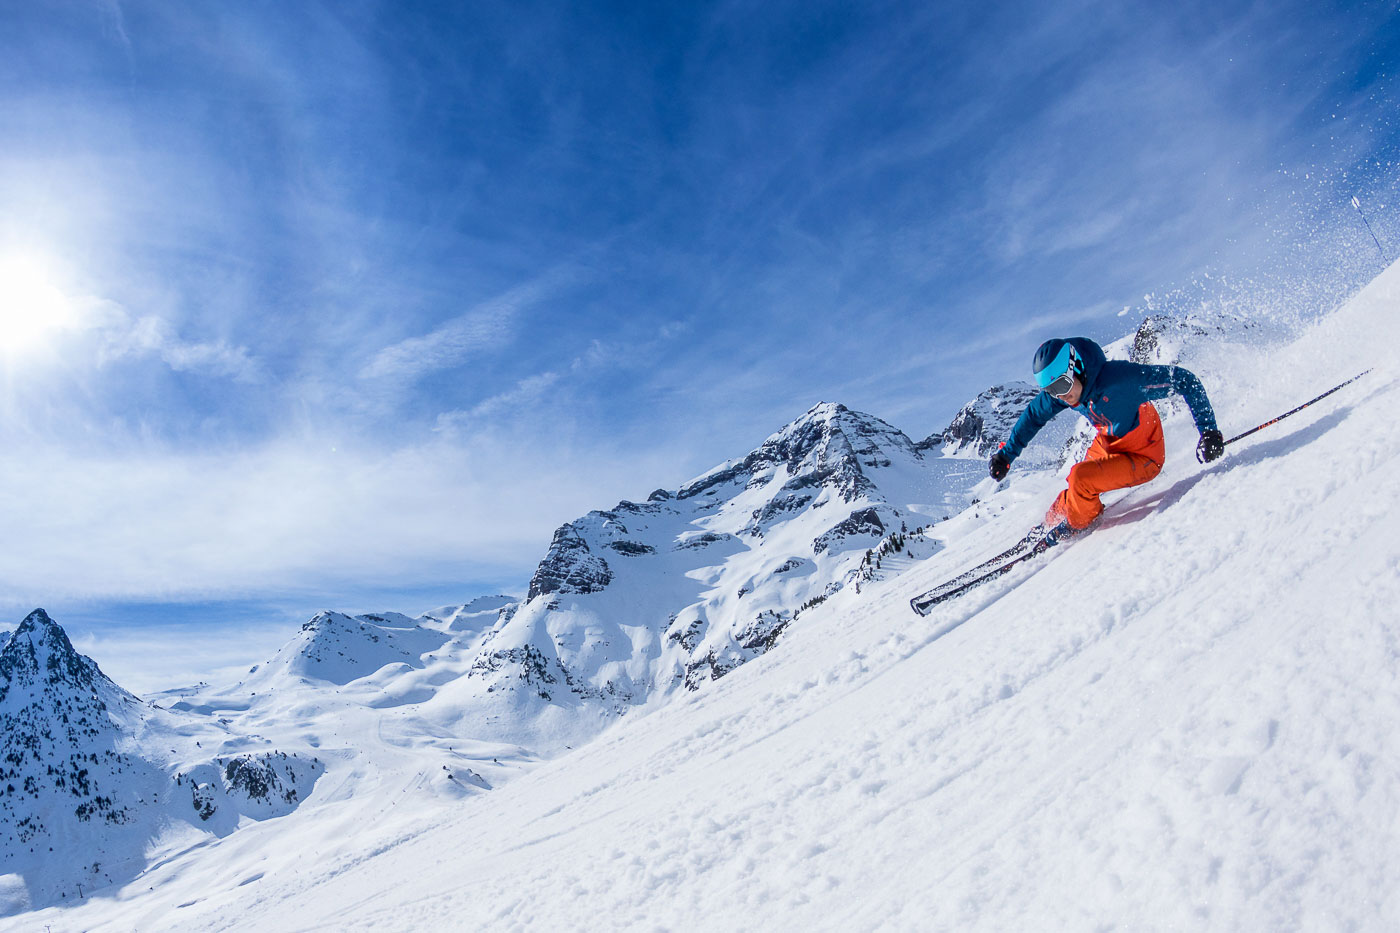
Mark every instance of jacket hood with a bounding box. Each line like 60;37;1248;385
1064;336;1108;397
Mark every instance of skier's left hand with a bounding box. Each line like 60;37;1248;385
1196;429;1225;463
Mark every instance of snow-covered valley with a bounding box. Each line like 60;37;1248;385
4;259;1400;931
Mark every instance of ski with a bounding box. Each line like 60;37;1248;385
931;526;1043;585
909;520;1096;616
908;525;1051;616
909;543;1047;615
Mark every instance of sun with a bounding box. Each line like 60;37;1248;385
0;253;80;353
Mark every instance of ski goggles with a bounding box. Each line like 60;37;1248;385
1043;370;1076;398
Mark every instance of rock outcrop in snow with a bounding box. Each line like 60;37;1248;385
526;524;615;601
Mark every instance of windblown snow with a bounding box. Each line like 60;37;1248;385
5;260;1400;931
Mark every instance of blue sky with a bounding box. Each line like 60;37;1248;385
0;0;1397;690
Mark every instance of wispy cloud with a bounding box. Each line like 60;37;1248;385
362;267;578;382
434;371;562;433
92;303;261;383
362;304;515;381
97;0;134;66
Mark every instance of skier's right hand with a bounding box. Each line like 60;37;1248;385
989;449;1011;481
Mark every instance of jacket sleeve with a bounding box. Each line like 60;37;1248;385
1139;364;1219;434
1001;392;1065;463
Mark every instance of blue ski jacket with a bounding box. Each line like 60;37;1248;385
1000;337;1218;463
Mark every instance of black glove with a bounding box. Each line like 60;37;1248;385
989;449;1011;480
1196;429;1225;463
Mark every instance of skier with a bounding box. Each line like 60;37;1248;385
988;337;1224;544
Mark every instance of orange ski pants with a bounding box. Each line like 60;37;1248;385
1049;402;1165;529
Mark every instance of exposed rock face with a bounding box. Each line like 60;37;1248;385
607;541;656;556
179;752;323;824
221;753;319;816
470;644;564;701
919;383;1041;458
813;508;886;554
526;523;614;601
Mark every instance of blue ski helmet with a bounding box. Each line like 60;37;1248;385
1032;338;1083;395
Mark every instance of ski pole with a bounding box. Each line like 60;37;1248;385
1351;196;1385;258
1225;369;1371;447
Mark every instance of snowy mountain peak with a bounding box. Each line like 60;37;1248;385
679;401;919;504
522;402;929;620
920;383;1041;458
1;609;326;912
17;607;52;628
788;400;851;428
0;608;115;706
246;610;452;688
758;400;915;464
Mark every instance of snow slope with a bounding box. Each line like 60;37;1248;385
12;260;1400;930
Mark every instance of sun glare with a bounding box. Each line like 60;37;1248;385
0;254;80;353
